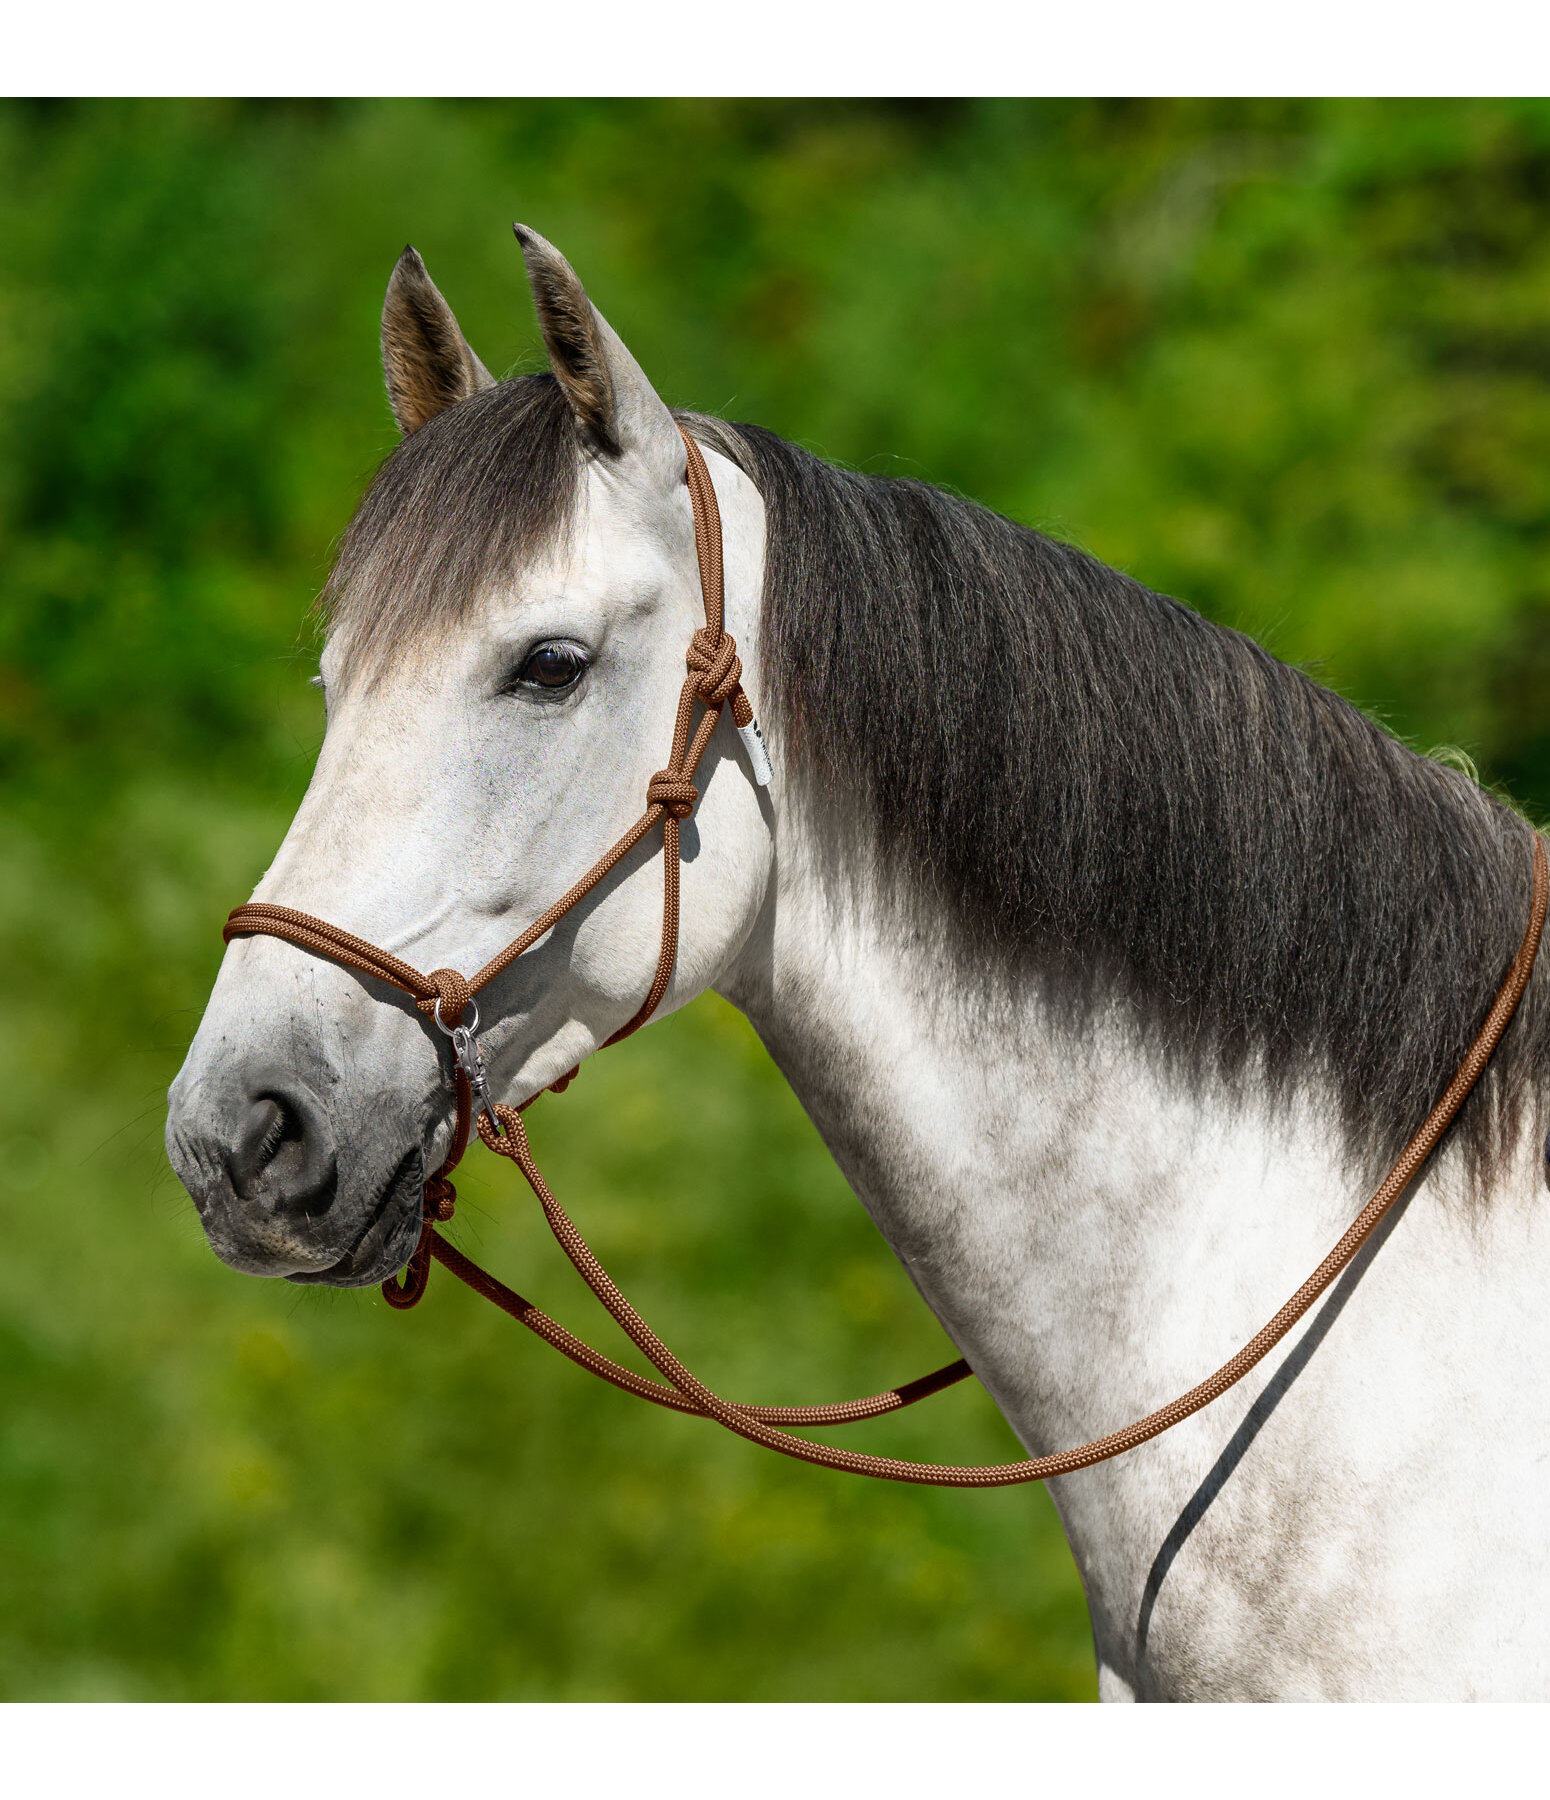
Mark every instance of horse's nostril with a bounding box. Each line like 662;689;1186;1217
251;1096;286;1171
231;1095;283;1191
228;1088;336;1215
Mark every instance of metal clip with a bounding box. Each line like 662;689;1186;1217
432;996;501;1137
450;1023;502;1137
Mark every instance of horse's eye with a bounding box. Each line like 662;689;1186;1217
517;643;586;691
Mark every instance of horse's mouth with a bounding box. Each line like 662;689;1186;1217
286;1146;425;1288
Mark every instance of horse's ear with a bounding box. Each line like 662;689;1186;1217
381;246;496;435
513;223;684;483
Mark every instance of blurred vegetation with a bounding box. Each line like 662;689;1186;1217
3;97;1550;1700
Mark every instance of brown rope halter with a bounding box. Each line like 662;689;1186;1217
225;425;1549;1487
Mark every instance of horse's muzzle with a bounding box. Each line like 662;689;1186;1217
165;1063;426;1287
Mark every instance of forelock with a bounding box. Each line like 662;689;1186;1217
321;373;583;676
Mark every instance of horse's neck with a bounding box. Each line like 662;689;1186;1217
717;837;1550;1699
719;849;1355;1445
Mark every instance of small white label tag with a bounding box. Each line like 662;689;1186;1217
737;717;774;787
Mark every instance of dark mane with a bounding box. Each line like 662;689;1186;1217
689;414;1546;1186
323;377;1546;1184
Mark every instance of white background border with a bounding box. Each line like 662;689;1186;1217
8;1;1550;99
9;1698;1548;1794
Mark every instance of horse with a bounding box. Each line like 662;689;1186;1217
166;226;1550;1701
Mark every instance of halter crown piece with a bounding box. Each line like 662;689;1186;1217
223;428;1549;1487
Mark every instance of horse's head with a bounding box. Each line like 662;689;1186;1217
166;229;773;1286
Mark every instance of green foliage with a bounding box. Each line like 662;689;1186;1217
4;97;1550;1700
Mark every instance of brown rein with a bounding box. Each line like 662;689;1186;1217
225;427;1549;1488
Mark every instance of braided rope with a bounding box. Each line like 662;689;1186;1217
451;836;1544;1485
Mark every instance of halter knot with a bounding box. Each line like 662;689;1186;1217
419;967;474;1024
647;771;699;820
424;1175;457;1223
686;626;743;709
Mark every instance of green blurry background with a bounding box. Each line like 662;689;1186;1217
3;97;1550;1701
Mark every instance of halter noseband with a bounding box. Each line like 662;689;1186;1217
220;427;1549;1487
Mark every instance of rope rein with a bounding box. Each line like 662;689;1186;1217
224;427;1548;1487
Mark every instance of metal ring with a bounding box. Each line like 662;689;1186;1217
432;995;479;1036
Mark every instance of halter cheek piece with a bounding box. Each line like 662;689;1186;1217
224;427;1549;1488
